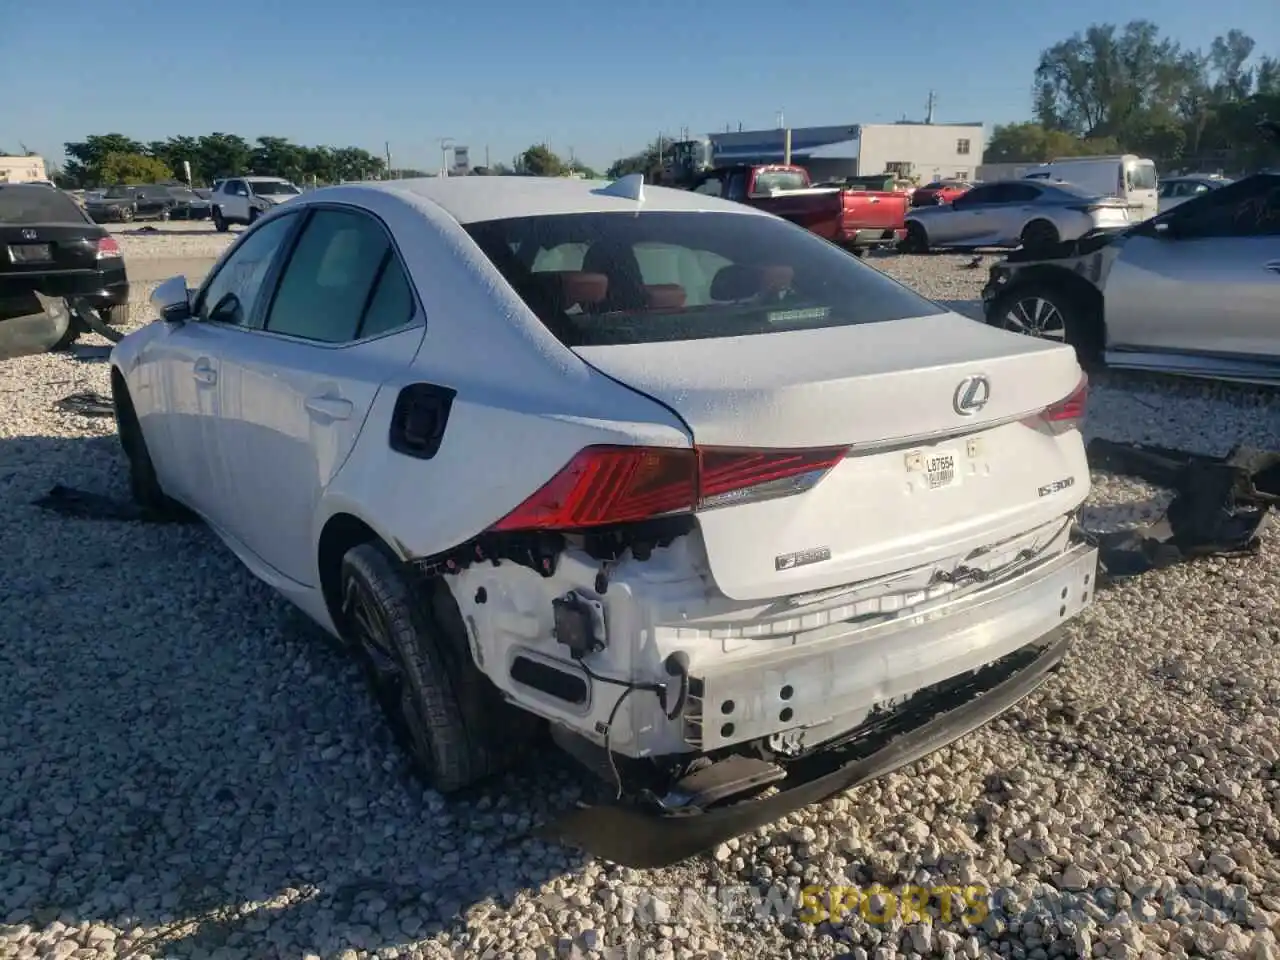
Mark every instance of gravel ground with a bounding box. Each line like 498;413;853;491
1;248;1278;960
106;221;238;262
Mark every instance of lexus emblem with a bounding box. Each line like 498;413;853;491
953;375;991;416
20;229;37;240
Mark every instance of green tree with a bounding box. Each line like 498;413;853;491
607;141;663;180
99;152;173;184
63;133;146;186
193;133;253;183
517;144;565;176
985;122;1122;162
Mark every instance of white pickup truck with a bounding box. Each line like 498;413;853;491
209;176;302;231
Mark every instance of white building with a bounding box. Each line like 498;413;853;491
0;155;49;184
706;122;985;183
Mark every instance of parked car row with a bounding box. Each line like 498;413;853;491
85;184;212;223
981;122;1280;385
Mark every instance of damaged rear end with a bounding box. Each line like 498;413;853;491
447;207;1099;865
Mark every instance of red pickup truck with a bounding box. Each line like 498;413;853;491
686;164;908;255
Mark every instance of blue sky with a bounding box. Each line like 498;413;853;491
3;0;1277;173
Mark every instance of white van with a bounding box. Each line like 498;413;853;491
1023;155;1159;221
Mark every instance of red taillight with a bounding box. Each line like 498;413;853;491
698;446;847;509
489;444;846;532
1043;376;1088;423
95;237;121;259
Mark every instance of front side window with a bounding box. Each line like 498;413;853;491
1129;162;1158;191
196;212;299;326
464;210;939;347
264;208;393;342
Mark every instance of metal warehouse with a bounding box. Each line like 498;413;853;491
708;121;985;182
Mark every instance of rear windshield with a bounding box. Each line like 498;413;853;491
1129;162;1158;190
463;211;940;347
753;170;808;193
0;186;88;225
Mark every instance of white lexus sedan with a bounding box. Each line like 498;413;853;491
110;174;1098;861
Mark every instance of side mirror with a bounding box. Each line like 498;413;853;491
151;275;192;323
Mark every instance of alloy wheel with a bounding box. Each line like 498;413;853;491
1002;297;1066;341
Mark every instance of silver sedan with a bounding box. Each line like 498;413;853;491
901;180;1131;253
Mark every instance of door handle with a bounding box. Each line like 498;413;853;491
305;395;353;421
192;358;217;385
1265;261;1280;275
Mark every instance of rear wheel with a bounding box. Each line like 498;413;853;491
988;283;1103;367
119;207;134;223
899;222;929;254
339;542;525;792
1020;219;1060;251
212;208;229;232
158;207;171;222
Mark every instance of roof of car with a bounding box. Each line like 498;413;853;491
351;175;767;224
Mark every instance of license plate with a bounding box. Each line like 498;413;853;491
8;243;52;263
924;450;960;489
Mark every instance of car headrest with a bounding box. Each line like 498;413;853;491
534;270;609;308
643;284;687;310
709;264;795;301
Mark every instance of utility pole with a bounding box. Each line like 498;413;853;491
485;145;490;168
776;110;785;129
925;90;936;124
384;141;392;179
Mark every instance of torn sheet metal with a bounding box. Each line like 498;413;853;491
1084;438;1278;580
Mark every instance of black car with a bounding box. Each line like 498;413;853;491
161;185;212;220
85;184;176;223
0;184;130;354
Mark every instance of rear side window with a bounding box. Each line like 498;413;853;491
463;211;939;347
0;186;88;225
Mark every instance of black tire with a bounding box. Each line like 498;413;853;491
101;303;130;326
248;207;261;225
119;206;134;223
899;221;929;254
339;542;523;792
158;207;171;222
1020;219;1060;251
988;283;1103;368
212;208;229;232
850;246;867;258
112;377;186;516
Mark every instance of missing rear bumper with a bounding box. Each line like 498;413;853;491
541;625;1075;868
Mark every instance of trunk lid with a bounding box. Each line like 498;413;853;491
574;312;1089;601
0;223;108;277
